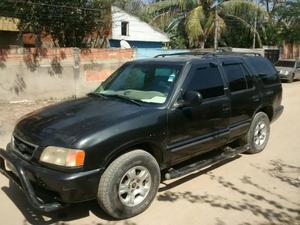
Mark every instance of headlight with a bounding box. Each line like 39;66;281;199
40;146;85;167
284;71;289;75
10;136;15;149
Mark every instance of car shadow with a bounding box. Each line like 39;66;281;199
1;155;241;224
1;181;116;225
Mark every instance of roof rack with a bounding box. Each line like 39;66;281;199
154;50;261;58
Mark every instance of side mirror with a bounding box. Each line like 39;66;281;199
175;91;203;108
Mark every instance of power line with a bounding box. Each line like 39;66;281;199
2;0;109;12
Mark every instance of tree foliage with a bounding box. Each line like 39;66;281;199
0;0;112;48
145;0;267;49
145;0;300;48
275;0;300;43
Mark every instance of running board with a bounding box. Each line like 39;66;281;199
164;145;250;180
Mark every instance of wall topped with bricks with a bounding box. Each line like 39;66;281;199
0;48;134;102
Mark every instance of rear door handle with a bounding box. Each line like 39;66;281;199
222;104;230;112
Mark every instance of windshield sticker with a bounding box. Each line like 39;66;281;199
168;74;176;82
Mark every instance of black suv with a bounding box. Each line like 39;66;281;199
0;53;283;219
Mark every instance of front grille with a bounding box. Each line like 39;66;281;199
13;136;37;160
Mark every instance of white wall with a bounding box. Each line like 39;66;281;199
111;6;169;43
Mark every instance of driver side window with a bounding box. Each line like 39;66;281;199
186;65;225;99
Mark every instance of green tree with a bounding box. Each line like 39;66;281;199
1;0;112;48
145;0;267;48
275;0;300;43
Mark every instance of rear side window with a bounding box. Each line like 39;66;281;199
247;57;279;85
223;64;247;92
186;65;224;99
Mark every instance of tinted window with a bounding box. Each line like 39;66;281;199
247;57;279;85
241;64;253;88
187;66;224;99
274;60;295;67
223;64;247;92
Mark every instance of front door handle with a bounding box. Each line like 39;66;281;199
252;95;260;102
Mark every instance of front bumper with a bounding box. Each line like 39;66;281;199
279;74;291;80
0;147;102;212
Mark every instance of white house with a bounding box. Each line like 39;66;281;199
110;6;170;48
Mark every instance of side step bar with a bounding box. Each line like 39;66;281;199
164;145;250;180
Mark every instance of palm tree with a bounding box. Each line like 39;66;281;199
145;0;267;49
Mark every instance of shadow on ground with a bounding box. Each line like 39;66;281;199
157;160;300;225
1;158;299;225
1;181;136;225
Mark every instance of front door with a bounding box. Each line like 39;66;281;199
167;61;230;164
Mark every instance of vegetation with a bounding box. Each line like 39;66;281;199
0;0;299;49
0;0;112;48
142;0;300;49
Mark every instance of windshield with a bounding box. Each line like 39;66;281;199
94;63;183;104
275;61;295;68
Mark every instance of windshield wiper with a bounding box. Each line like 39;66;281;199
88;92;108;98
104;94;142;106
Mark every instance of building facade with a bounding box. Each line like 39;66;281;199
109;7;169;48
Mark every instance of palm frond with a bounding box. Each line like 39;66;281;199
225;14;262;47
150;10;175;29
185;6;205;46
221;0;268;21
145;0;183;14
165;15;186;32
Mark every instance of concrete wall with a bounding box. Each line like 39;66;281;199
0;48;134;102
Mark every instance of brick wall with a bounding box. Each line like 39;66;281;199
0;48;134;102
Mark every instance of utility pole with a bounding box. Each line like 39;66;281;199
252;0;258;49
214;3;218;51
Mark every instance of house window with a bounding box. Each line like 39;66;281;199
121;21;129;36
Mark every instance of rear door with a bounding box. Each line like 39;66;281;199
220;59;260;139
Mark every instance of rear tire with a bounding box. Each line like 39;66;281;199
97;150;160;219
243;112;270;154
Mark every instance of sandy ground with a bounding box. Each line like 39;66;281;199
0;83;299;225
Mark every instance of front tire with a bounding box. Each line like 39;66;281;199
243;112;270;154
97;150;160;219
287;74;295;83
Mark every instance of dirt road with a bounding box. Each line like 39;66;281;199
0;83;299;225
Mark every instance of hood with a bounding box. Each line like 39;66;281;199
14;96;148;147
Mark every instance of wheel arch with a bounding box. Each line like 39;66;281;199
103;141;164;170
255;105;273;122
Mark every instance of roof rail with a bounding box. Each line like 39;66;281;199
227;52;262;56
154;51;210;58
154;50;262;58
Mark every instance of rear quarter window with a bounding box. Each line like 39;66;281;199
246;57;279;85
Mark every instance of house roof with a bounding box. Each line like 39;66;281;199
0;17;19;32
111;6;170;43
